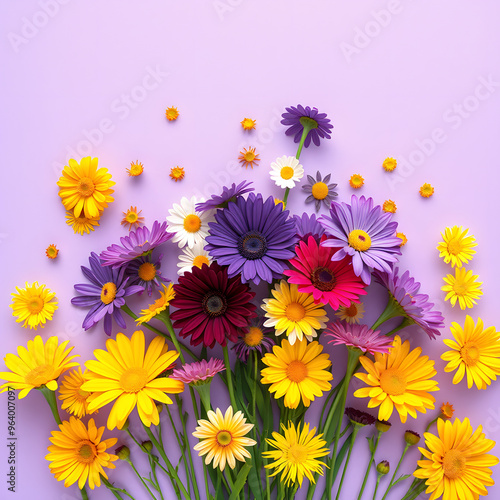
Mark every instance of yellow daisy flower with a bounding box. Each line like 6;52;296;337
353;335;439;423
58;367;96;418
165;106;179;121
335;301;365;324
263;421;329;487
136;283;175;324
238;147;260;169
442;267;483;310
262;280;328;344
126;160;144;177
414;417;498;500
382;199;397;213
437;225;477;268
46;417;118;490
419;183;434;198
349;174;364;189
192;406;256;471
0;335;79;398
241;117;256;130
170;166;185;182
45;244;59;259
382;157;397;172
441;315;500;390
396;232;407;247
261;338;333;409
10;282;58;330
65;211;100;235
57;157;115;218
121;206;144;231
82;330;184;430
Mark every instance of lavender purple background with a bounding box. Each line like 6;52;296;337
1;1;500;498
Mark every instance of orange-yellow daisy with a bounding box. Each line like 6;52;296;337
58;367;96;418
169;166;185;182
349;174;364;189
442;267;482;310
382;199;397;213
335;301;365;324
121;206;144;231
241;117;256;130
45;244;59;259
419;183;434;198
440;402;454;419
382;157;397;172
136;283;176;324
239;147;260;169
396;232;407;247
65;211;100;235
165;106;179;121
126;161;144;177
437;225;477;268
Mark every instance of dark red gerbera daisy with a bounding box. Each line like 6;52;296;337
170;262;257;348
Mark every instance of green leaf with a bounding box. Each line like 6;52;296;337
229;464;252;500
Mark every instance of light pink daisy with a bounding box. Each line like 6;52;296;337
171;358;225;386
325;322;392;355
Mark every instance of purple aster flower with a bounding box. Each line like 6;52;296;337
100;221;173;269
302;171;338;212
205;193;298;284
374;267;444;339
319;195;401;284
170;358;225;386
292;213;325;242
125;251;169;296
232;317;275;363
325;321;392;355
195;181;254;212
71;252;143;335
281;105;333;148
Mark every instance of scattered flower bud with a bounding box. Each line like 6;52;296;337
375;420;392;433
115;445;130;460
377;460;390;475
141;441;153;452
404;430;421;446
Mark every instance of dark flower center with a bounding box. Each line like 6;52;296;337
311;267;336;291
202;292;227;317
238;231;267;260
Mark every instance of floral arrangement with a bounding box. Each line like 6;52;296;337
1;104;498;500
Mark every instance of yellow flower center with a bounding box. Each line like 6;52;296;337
126;212;138;223
77;177;95;197
348;230;372;252
78;441;97;464
452;281;468;296
244;327;264;347
311;182;329;200
183;214;202;233
101;282;117;304
24;364;55;387
120;367;148;392
77;387;91;399
344;303;358;317
193;255;210;268
447;239;463;255
27;297;44;314
288;443;308;464
171;168;183;178
286;360;308;383
285;303;306;322
442;449;466;480
280;166;294;180
46;246;58;258
460;342;480;366
138;262;157;282
216;430;232;447
380;368;407;396
130;164;143;176
244;151;256;161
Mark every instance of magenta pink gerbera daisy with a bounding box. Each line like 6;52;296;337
283;236;367;309
171;358;225;385
325;322;392;355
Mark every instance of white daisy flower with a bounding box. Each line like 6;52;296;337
166;196;215;249
177;241;213;275
269;155;304;189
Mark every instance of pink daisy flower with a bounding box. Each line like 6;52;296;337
325;322;392;355
171;358;225;386
284;236;367;309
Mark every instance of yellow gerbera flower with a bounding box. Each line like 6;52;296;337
45;244;59;259
0;336;79;398
10;282;58;330
192;406;256;471
136;283;175;324
353;335;439;423
58;367;96;418
57;157;115;218
382;199;397;213
414;417;498;500
335;302;365;324
441;315;500;390
82;330;184;430
121;206;144;231
165;106;179;121
382;157;397;172
241;117;256;130
46;416;118;490
65;211;101;235
349;173;364;188
261;338;332;409
262;280;328;344
238;147;260;169
442;267;483;310
263;421;329;487
126;160;144;176
419;183;434;198
437;225;477;268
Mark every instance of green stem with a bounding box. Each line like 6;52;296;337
401;479;427;500
39;386;62;425
370;297;406;331
380;444;410;500
101;476;127;499
295;123;314;160
357;432;381;500
80;486;89;500
373;475;382;500
126;459;157;499
223;345;238;409
335;426;360;500
283;187;290;208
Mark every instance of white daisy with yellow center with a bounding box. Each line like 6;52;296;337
177;241;213;276
270;156;304;189
166;196;215;249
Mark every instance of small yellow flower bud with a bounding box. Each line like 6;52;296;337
115;445;130;460
404;430;421;446
377;460;390;475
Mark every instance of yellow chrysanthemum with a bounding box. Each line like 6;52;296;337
349;174;364;189
58;367;96;418
419;183;434;198
262;281;328;345
263;421;329;487
45;244;59;259
414;417;498;500
241;117;256;130
437;225;477;268
126;160;144;177
396;232;407;247
82;330;184;430
441;315;500;390
382;199;397;213
121;206;144;231
382;157;397;172
136;284;175;324
192;406;256;471
0;335;79;398
335;301;365;324
46;416;118;490
10;282;58;330
166;106;179;121
238;147;260;169
353;335;439;423
261;338;332;409
57;157;115;218
65;211;101;235
442;267;483;310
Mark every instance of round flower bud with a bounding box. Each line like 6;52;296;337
156;403;163;414
141;440;154;452
115;445;130;461
118;419;130;431
404;430;421;446
375;419;391;433
377;460;390;475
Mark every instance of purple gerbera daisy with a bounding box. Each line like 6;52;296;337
100;221;173;269
281;105;333;148
292;213;325;242
195;181;254;212
126;251;169;296
319;195;402;284
171;358;225;385
205;193;298;284
232;317;275;363
72;252;143;335
325;321;392;355
374;267;444;339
